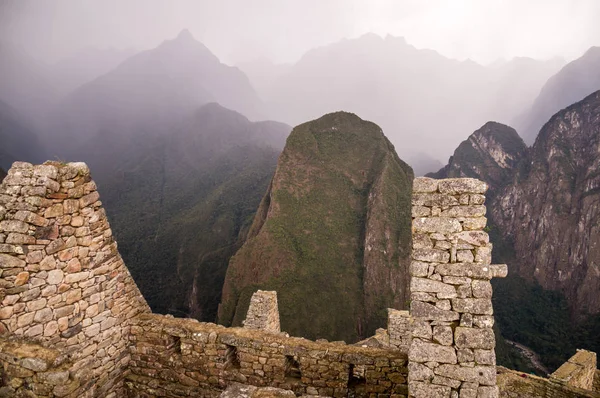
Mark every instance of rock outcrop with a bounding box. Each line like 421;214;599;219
428;121;527;196
492;90;600;318
218;112;414;342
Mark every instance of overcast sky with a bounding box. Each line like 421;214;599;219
1;0;599;65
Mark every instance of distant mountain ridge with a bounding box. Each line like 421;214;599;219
46;29;264;157
240;33;564;171
516;47;600;144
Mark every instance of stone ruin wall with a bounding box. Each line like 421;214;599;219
408;177;508;398
0;161;150;397
242;290;281;333
126;312;408;397
0;163;598;398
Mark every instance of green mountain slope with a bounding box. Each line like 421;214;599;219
218;112;413;342
100;103;290;320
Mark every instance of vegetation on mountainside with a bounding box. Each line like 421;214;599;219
219;112;413;343
100;104;289;321
489;222;600;373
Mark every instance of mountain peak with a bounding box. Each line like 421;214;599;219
175;29;194;41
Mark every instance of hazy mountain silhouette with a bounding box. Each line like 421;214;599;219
240;33;563;168
52;46;136;95
46;29;264;157
0;41;57;125
0;99;45;170
515;46;600;144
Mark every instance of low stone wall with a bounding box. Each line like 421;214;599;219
551;350;597;390
594;370;600;392
0;338;82;397
126;313;409;397
0;161;150;397
497;367;600;398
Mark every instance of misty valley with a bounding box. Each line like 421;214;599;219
2;14;600;390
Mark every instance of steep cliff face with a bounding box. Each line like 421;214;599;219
492;90;600;318
428;121;526;194
218;112;413;342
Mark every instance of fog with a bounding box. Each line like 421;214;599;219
2;0;599;66
1;0;600;173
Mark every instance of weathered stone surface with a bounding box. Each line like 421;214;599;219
474;349;496;365
471;280;492;298
411;301;459;321
413;193;460;207
413;217;462;234
436;263;494;280
432;326;453;346
454;327;495;349
413;177;439;193
434;364;496;385
453;231;489;246
410;261;430;277
409;381;451;398
411;277;456;296
413;248;450;263
441;205;486;218
0;253;25;268
409;362;435;381
477;385;499;398
452;298;493;315
409;339;457;364
438;178;488;194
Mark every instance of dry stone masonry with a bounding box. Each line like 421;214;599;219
0;163;598;398
242;290;281;333
0;161;150;397
409;177;508;398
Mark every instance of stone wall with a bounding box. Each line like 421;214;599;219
408;177;507;398
126;313;409;398
497;367;600;398
551;350;597;391
242;290;280;333
0;161;150;397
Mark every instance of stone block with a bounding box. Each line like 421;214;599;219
433;326;453;346
413;217;463;234
408;362;434;381
441;206;486;218
453;231;489;247
413;177;438;193
411;277;456;296
438;178;488;194
411;301;459;321
434;364;496;385
454;327;495;349
436;263;494;280
409;381;451;398
471;280;492;298
413;248;450;263
452;299;493;315
409;339;457;364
